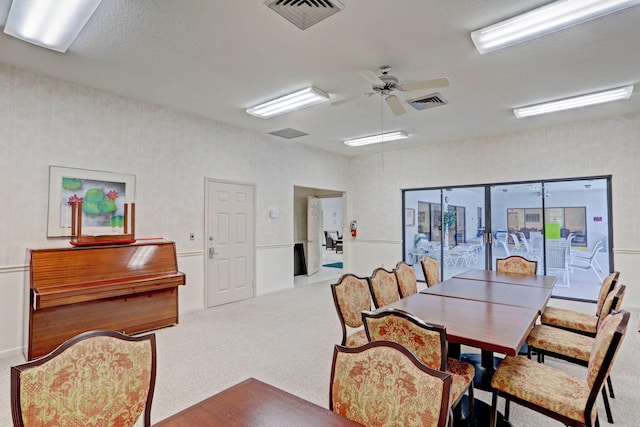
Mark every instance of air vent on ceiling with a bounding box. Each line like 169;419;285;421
269;128;309;139
407;92;448;111
265;0;345;30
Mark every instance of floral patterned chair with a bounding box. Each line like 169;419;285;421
490;310;630;427
420;256;441;287
368;267;401;309
526;285;626;424
330;340;453;427
11;330;156;427
495;255;537;275
541;271;619;337
394;261;418;298
330;274;372;347
362;308;475;424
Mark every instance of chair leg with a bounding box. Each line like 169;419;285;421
607;375;615;399
504;398;511;420
602;386;614;424
490;391;498;427
468;383;475;424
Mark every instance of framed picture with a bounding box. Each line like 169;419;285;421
405;208;415;227
47;166;136;237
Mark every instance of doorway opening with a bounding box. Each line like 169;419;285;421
293;186;345;287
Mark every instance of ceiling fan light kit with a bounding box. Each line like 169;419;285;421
514;85;634;118
246;86;330;118
343;130;409;147
4;0;103;52
471;0;640;54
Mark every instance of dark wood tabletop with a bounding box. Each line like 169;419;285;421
452;268;556;288
420;277;552;312
151;378;360;426
378;293;538;356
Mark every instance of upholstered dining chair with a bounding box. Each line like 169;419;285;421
368;267;401;308
330;274;372;347
495;255;537;275
395;261;418;298
421;256;441;287
541;271;619;337
362;308;475;424
526;285;626;424
490;310;630;427
11;330;157;427
330;340;453;427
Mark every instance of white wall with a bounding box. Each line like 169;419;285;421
345;114;640;307
0;64;348;356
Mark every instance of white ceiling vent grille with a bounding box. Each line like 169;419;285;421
265;0;345;30
407;92;448;111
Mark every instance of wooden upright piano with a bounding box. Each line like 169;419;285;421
26;240;185;360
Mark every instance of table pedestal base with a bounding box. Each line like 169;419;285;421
460;352;504;392
456;395;512;427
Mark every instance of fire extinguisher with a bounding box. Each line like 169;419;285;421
350;220;358;237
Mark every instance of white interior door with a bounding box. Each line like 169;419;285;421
205;180;255;307
306;196;322;275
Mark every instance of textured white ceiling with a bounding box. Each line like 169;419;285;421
0;0;638;156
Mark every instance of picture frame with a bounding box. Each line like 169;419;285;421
47;166;136;237
405;208;415;227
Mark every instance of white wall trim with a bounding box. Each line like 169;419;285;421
257;243;293;250
0;265;28;274
613;248;640;255
177;250;205;257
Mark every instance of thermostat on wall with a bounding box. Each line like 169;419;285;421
269;209;280;218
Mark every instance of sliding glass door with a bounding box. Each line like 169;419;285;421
403;176;612;301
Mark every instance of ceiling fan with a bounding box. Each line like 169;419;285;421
331;65;449;116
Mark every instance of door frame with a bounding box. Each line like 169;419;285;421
204;177;257;306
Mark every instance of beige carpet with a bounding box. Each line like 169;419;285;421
1;279;638;426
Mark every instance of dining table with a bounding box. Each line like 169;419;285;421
453;268;557;288
375;269;556;426
151;377;360;426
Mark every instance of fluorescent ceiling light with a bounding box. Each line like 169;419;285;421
343;131;409;147
514;85;634;118
246;86;329;118
4;0;103;53
471;0;640;54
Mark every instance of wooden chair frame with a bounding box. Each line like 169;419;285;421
491;311;630;427
362;308;474;422
495;255;538;276
527;285;626;424
11;329;157;427
420;256;441;287
330;273;372;346
330;340;453;427
395;261;418;298
367;267;400;308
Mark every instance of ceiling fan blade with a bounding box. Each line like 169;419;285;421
400;77;450;91
385;95;406;116
358;70;385;86
331;94;364;106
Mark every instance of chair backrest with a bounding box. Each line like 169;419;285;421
499;239;511;257
496;255;537;275
362;308;447;371
585;311;630;424
420;256;441;287
330;341;452;427
325;231;335;249
596;285;625;329
395;261;418;298
545;245;568;269
368;267;400;308
11;330;156;427
331;274;372;345
595;271;619;316
510;233;521;247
